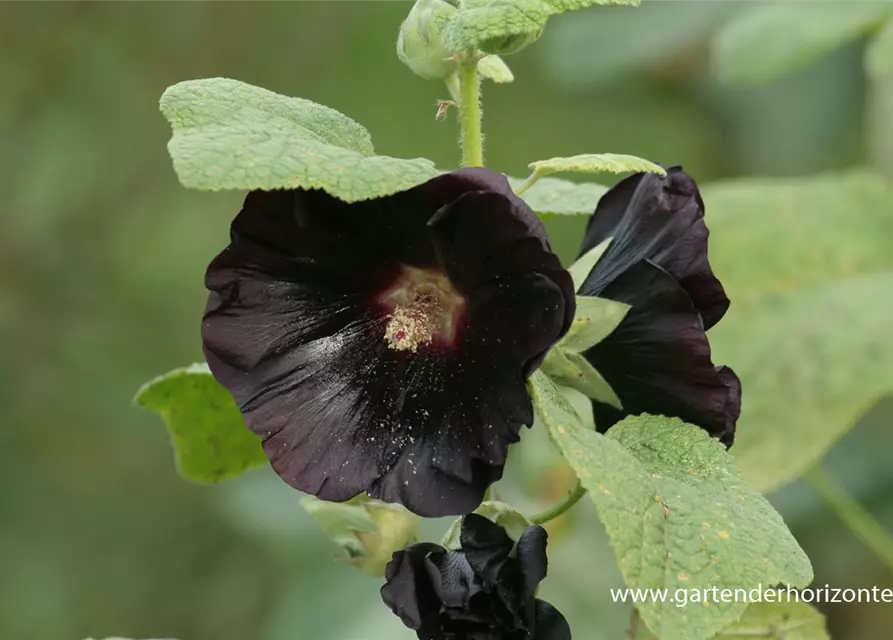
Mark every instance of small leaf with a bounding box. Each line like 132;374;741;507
442;0;551;54
866;16;893;78
711;2;892;86
542;349;623;409
510;175;608;217
529;153;666;179
134;363;267;483
560;295;630;352
635;599;829;640
568;239;611;291
478;54;515;83
529;371;813;640
160;78;439;200
441;0;639;56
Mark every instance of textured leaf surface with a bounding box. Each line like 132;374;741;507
703;170;893;493
444;0;550;53
510;175;608;216
635;599;829;640
711;2;892;86
160;78;438;200
134;363;267;483
529;153;666;179
866;16;893;78
529;372;813;640
442;0;638;54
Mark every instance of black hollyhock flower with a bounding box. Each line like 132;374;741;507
577;167;740;446
202;169;575;517
381;513;571;640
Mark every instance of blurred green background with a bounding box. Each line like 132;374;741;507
2;2;891;639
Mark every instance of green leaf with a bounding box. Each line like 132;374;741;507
635;599;829;640
711;273;893;495
442;0;639;55
866;16;893;78
160;78;438;200
542;349;623;409
559;295;630;353
703;170;893;493
705;170;893;308
442;0;551;54
529;153;666;179
711;2;892;86
134;363;267;483
510;175;608;216
568;239;611;291
529;371;813;640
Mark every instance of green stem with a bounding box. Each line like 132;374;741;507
514;170;540;196
806;465;893;572
530;479;587;525
458;62;483;167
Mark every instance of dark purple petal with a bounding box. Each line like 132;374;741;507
515;526;548;601
579;166;729;330
425;549;482;609
428;189;575;373
203;170;574;517
382;517;569;640
583;260;740;446
459;514;515;582
533;600;572;640
381;542;445;634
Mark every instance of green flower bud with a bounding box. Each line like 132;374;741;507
397;0;459;80
301;495;420;577
478;26;544;57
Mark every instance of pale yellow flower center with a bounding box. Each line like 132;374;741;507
377;266;467;352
